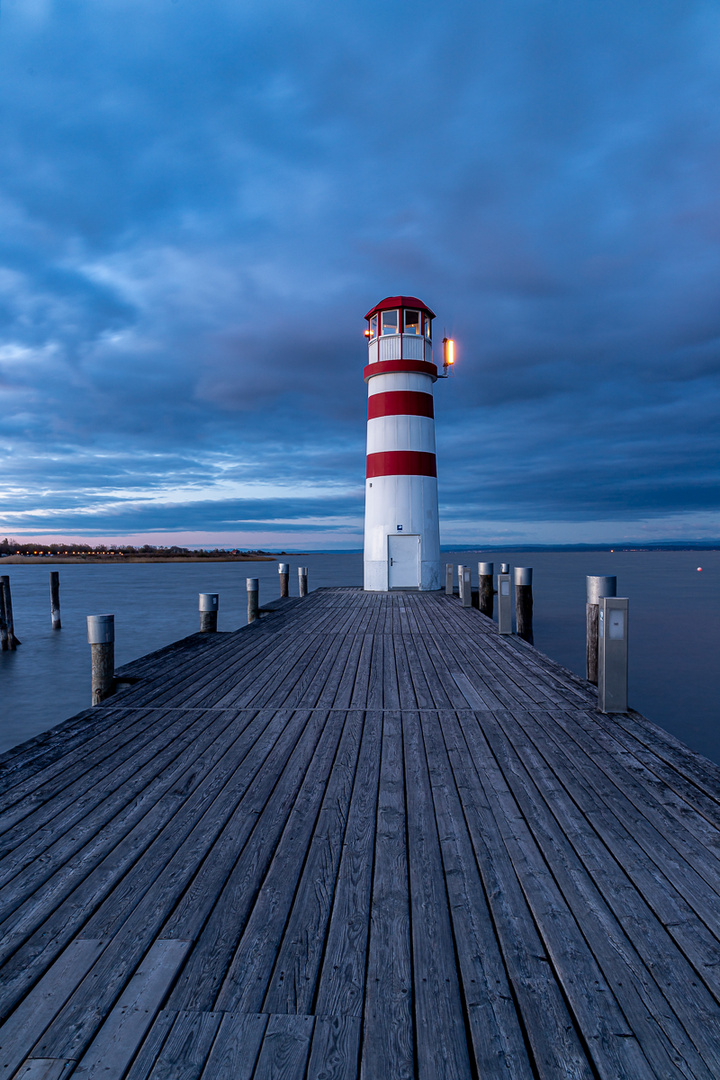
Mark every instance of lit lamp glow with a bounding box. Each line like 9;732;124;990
443;337;455;368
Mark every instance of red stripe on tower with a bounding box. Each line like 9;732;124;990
367;391;434;420
366;450;437;479
363;359;438;382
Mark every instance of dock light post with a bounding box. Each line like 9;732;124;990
514;567;533;644
199;593;219;633
457;565;465;602
586;576;617;684
247;578;259;624
445;563;453;596
497;572;512;635
500;562;509;574
363;295;443;591
298;567;308;597
478;562;494;618
462;566;472;608
87;614;115;705
598;596;629;713
279;563;289;598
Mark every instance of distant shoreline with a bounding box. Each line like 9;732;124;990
0;554;280;564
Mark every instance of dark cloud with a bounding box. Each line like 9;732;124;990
1;0;719;543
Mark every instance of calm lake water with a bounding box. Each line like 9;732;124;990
1;550;718;763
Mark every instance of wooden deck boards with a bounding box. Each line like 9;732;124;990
2;588;720;1078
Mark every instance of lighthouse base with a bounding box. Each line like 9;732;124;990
363;475;441;592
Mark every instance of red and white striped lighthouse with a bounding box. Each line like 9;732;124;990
363;295;442;591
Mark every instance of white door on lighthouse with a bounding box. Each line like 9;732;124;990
388;535;421;589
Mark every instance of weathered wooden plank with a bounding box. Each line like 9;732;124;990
261;709;364;1014
402;709;472;1078
12;1059;74;1080
360;710;413;1080
124;1009;178;1080
69;940;192;1080
199;1013;267;1080
144;1009;222;1080
252;1014;314;1080
306;1015;361;1080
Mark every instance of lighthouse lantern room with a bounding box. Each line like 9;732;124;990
363;295;442;591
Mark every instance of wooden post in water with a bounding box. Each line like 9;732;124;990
478;562;494;618
445;563;453;596
247;578;259;623
0;586;8;650
298;567;308;597
514;567;533;644
586;575;617;684
278;563;289;598
462;566;472;607
50;571;62;630
87;615;115;705
199;593;219;633
0;577;19;649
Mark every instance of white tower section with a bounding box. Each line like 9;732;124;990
363;296;442;591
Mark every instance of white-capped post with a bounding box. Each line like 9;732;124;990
298;567;308;597
478;562;494;618
87;614;115;706
598;596;629;713
247;578;259;624
514;567;533;643
278;563;290;598
497;573;512;635
586;575;617;684
199;593;219;633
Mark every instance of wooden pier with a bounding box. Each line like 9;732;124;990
2;587;720;1078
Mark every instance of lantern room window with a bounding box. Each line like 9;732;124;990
381;309;399;335
424;315;432;339
369;314;378;338
404;309;421;334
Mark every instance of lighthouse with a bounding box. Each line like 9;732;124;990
363;295;444;591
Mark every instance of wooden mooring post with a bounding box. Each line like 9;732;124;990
478;561;494;617
199;593;219;633
247;578;259;623
278;562;289;598
50;571;61;630
0;576;19;649
86;614;115;705
298;567;308;597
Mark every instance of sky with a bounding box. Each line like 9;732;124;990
1;0;719;549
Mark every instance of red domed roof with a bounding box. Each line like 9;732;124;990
364;295;435;320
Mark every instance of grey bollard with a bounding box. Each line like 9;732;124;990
500;562;510;574
199;592;219;632
462;566;472;607
457;565;465;602
497;573;512;635
514;567;533;644
278;562;289;598
87;614;115;705
478;562;494;618
445;563;453;596
586;575;617;684
0;585;7;651
50;570;62;630
298;567;308;597
598;596;629;713
247;578;259;623
0;576;18;649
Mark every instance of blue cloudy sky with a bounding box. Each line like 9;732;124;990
1;0;719;549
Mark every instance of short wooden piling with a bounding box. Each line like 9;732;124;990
0;576;19;649
87;614;115;705
247;578;259;623
199;593;219;633
478;561;494;618
514;567;533;644
586;575;617;684
298;567;308;597
0;587;8;650
461;566;472;607
278;562;289;598
50;571;62;630
445;563;453;596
